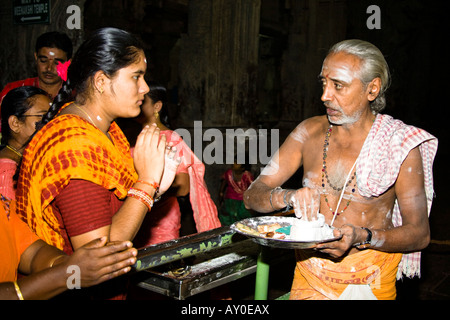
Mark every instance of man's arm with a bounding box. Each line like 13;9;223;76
244;124;305;213
372;146;430;251
317;146;430;257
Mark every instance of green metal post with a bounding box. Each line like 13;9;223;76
254;246;270;300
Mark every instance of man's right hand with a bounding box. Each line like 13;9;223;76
290;187;320;221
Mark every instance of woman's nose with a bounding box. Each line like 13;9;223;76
140;79;150;94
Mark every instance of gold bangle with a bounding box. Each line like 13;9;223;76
13;281;24;300
49;255;66;268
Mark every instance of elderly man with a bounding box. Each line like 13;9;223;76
243;39;438;300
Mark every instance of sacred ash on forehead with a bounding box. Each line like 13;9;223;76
321;53;361;84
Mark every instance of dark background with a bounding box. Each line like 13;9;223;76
0;0;448;299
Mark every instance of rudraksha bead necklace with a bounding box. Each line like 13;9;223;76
321;125;357;215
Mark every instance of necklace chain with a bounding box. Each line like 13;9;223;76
72;103;113;141
6;145;22;158
321;125;356;216
73;103;96;127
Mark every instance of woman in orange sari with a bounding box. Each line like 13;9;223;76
15;28;178;263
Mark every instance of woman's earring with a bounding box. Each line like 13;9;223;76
155;111;159;120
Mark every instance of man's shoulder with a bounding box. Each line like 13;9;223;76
3;77;39;89
302;115;328;127
290;115;328;141
1;77;39;102
376;113;436;143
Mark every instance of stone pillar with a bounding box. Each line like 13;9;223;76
280;0;348;125
178;0;261;128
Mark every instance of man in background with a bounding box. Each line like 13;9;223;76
0;31;72;106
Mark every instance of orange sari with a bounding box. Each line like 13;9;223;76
15;107;136;250
290;249;402;300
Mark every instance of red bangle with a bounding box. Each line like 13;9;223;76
128;187;154;210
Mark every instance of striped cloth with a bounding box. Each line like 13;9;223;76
356;113;438;279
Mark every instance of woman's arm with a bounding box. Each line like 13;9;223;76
0;237;136;300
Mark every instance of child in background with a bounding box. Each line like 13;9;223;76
219;160;254;225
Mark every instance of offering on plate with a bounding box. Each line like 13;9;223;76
231;216;340;249
235;222;286;239
257;223;281;233
289;213;334;241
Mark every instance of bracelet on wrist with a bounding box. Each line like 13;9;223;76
354;227;373;249
13;281;24;300
136;180;160;191
283;189;293;208
128;187;154;210
49;255;66;268
269;186;282;210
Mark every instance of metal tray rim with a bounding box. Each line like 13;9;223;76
230;216;341;249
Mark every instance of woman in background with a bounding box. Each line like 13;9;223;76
131;82;221;247
0;86;51;200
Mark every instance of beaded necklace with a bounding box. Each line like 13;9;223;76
321;125;357;216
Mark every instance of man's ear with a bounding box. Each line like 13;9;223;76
367;77;381;102
8;115;22;134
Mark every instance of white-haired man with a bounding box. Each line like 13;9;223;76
244;39;438;300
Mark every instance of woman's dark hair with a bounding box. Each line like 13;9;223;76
40;27;144;129
1;86;48;145
147;81;171;128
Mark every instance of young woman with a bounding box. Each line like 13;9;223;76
15;28;178;258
